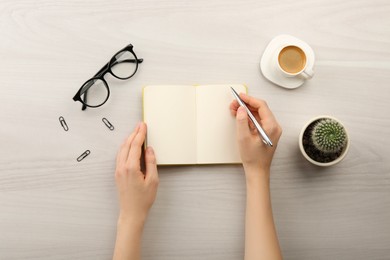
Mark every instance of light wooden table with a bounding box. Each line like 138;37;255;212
1;0;389;259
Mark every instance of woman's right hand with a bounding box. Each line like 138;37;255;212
230;93;282;178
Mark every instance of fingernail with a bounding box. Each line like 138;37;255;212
237;106;246;120
147;147;154;154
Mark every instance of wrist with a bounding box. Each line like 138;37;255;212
243;166;270;187
243;164;270;177
242;161;270;174
118;213;146;230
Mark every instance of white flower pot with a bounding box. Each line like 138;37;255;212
299;115;350;167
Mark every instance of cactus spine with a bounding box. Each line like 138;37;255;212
311;118;347;153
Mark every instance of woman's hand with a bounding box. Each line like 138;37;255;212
113;122;158;260
115;122;159;225
230;93;282;177
231;95;283;260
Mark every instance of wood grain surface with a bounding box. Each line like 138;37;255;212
1;0;389;259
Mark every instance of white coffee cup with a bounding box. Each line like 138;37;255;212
275;45;314;79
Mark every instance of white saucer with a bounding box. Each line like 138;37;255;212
260;35;315;89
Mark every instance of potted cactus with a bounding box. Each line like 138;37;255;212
299;116;350;166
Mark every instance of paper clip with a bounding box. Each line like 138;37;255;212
77;150;90;162
102;117;114;130
59;116;69;131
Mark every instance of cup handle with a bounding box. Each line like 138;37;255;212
301;67;314;79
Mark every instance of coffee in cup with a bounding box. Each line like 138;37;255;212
276;45;313;79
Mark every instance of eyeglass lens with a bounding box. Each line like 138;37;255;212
110;50;138;79
80;78;109;107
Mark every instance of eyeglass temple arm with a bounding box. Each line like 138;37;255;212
125;58;143;63
111;58;143;67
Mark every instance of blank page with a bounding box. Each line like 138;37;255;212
143;85;197;165
196;84;247;164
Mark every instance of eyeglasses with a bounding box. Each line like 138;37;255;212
73;44;143;110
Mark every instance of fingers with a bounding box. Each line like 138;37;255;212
127;122;147;166
239;93;263;108
231;93;262;109
230;100;239;116
116;123;141;165
236;106;251;142
231;93;281;141
239;93;275;121
145;147;159;184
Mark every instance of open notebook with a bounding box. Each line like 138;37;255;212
143;84;247;165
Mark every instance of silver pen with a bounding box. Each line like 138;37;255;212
231;87;273;147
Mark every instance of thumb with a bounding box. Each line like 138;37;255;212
236;106;251;141
145;147;158;182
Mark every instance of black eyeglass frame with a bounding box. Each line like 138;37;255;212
72;44;143;110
